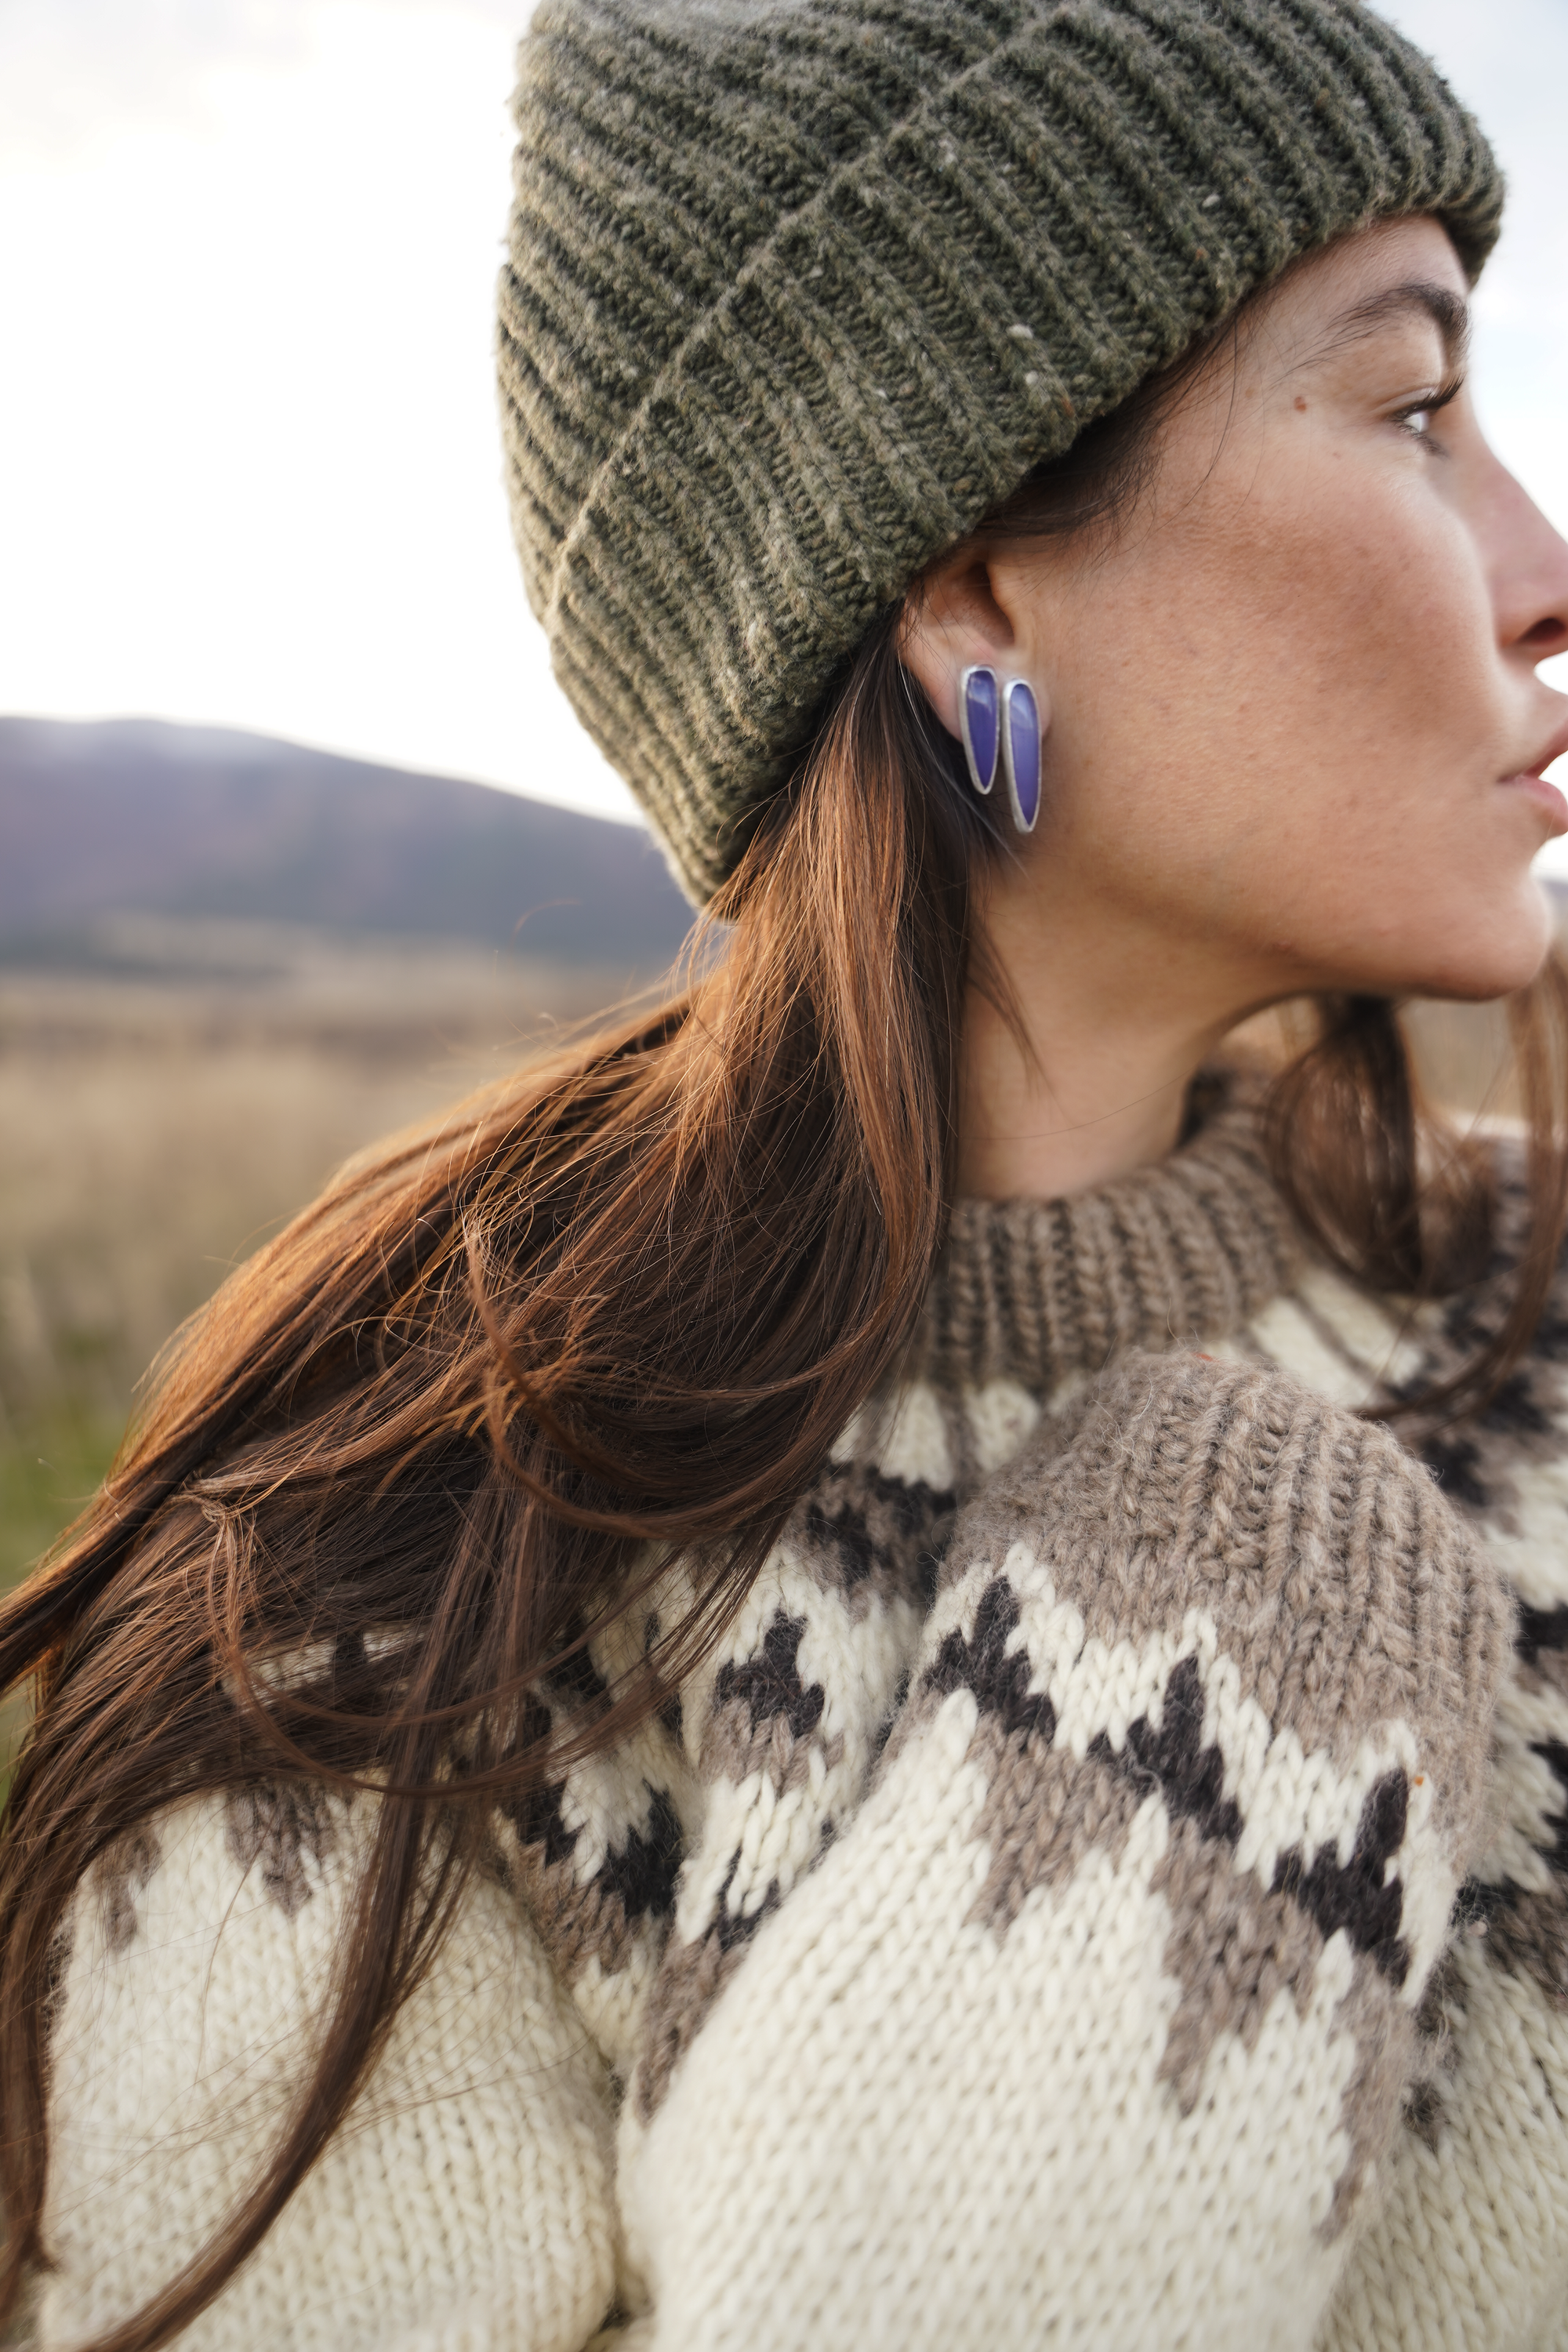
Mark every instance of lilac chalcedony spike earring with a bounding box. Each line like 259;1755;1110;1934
959;664;1040;834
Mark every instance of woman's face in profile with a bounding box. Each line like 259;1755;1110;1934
938;215;1568;1014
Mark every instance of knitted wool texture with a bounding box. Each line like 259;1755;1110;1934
498;0;1503;902
40;1080;1568;2349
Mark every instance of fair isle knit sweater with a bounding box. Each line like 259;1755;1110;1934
42;1078;1568;2352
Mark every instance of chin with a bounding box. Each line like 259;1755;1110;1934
1400;894;1559;1003
1401;875;1561;1002
1323;873;1558;1005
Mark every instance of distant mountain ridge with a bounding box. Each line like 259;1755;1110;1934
0;717;694;967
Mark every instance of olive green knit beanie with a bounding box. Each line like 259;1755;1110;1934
498;0;1501;904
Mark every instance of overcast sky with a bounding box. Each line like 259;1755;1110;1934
1;0;1565;855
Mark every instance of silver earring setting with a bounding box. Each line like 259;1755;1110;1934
959;664;1040;833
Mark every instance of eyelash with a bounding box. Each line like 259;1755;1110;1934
1391;378;1463;450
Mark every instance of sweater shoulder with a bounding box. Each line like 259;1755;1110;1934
44;1785;619;2349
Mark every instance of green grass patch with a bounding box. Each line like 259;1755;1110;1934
0;1406;125;1598
0;1409;123;1827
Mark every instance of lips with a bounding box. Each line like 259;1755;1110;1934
1510;771;1568;825
1498;719;1568;832
1515;718;1568;783
1501;760;1568;837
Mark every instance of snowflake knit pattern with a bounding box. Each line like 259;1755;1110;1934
40;1076;1568;2351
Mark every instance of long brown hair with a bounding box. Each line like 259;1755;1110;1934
2;342;1566;2352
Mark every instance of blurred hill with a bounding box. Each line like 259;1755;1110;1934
0;717;698;1602
0;716;693;967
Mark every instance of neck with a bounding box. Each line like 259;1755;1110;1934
957;890;1262;1202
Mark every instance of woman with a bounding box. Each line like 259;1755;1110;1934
3;1;1567;2346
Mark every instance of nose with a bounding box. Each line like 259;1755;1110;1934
1483;456;1568;663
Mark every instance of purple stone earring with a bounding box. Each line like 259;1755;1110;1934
960;666;1042;833
1001;677;1042;834
958;665;999;797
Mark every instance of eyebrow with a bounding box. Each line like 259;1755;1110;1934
1316;278;1472;373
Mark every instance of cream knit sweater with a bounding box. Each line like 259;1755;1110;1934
41;1079;1568;2351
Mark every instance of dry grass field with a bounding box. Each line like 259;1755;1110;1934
0;918;672;1599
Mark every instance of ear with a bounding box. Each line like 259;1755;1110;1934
897;547;1022;742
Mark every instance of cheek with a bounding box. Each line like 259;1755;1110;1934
1054;463;1498;909
1247;495;1493;780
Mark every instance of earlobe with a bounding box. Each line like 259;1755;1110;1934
898;550;1018;738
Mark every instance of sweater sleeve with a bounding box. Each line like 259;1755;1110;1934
40;1785;619;2352
1316;1446;1568;2352
615;1351;1509;2352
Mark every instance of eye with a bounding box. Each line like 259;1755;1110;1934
1391;377;1462;451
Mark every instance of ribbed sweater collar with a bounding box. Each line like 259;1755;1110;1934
909;1070;1305;1396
